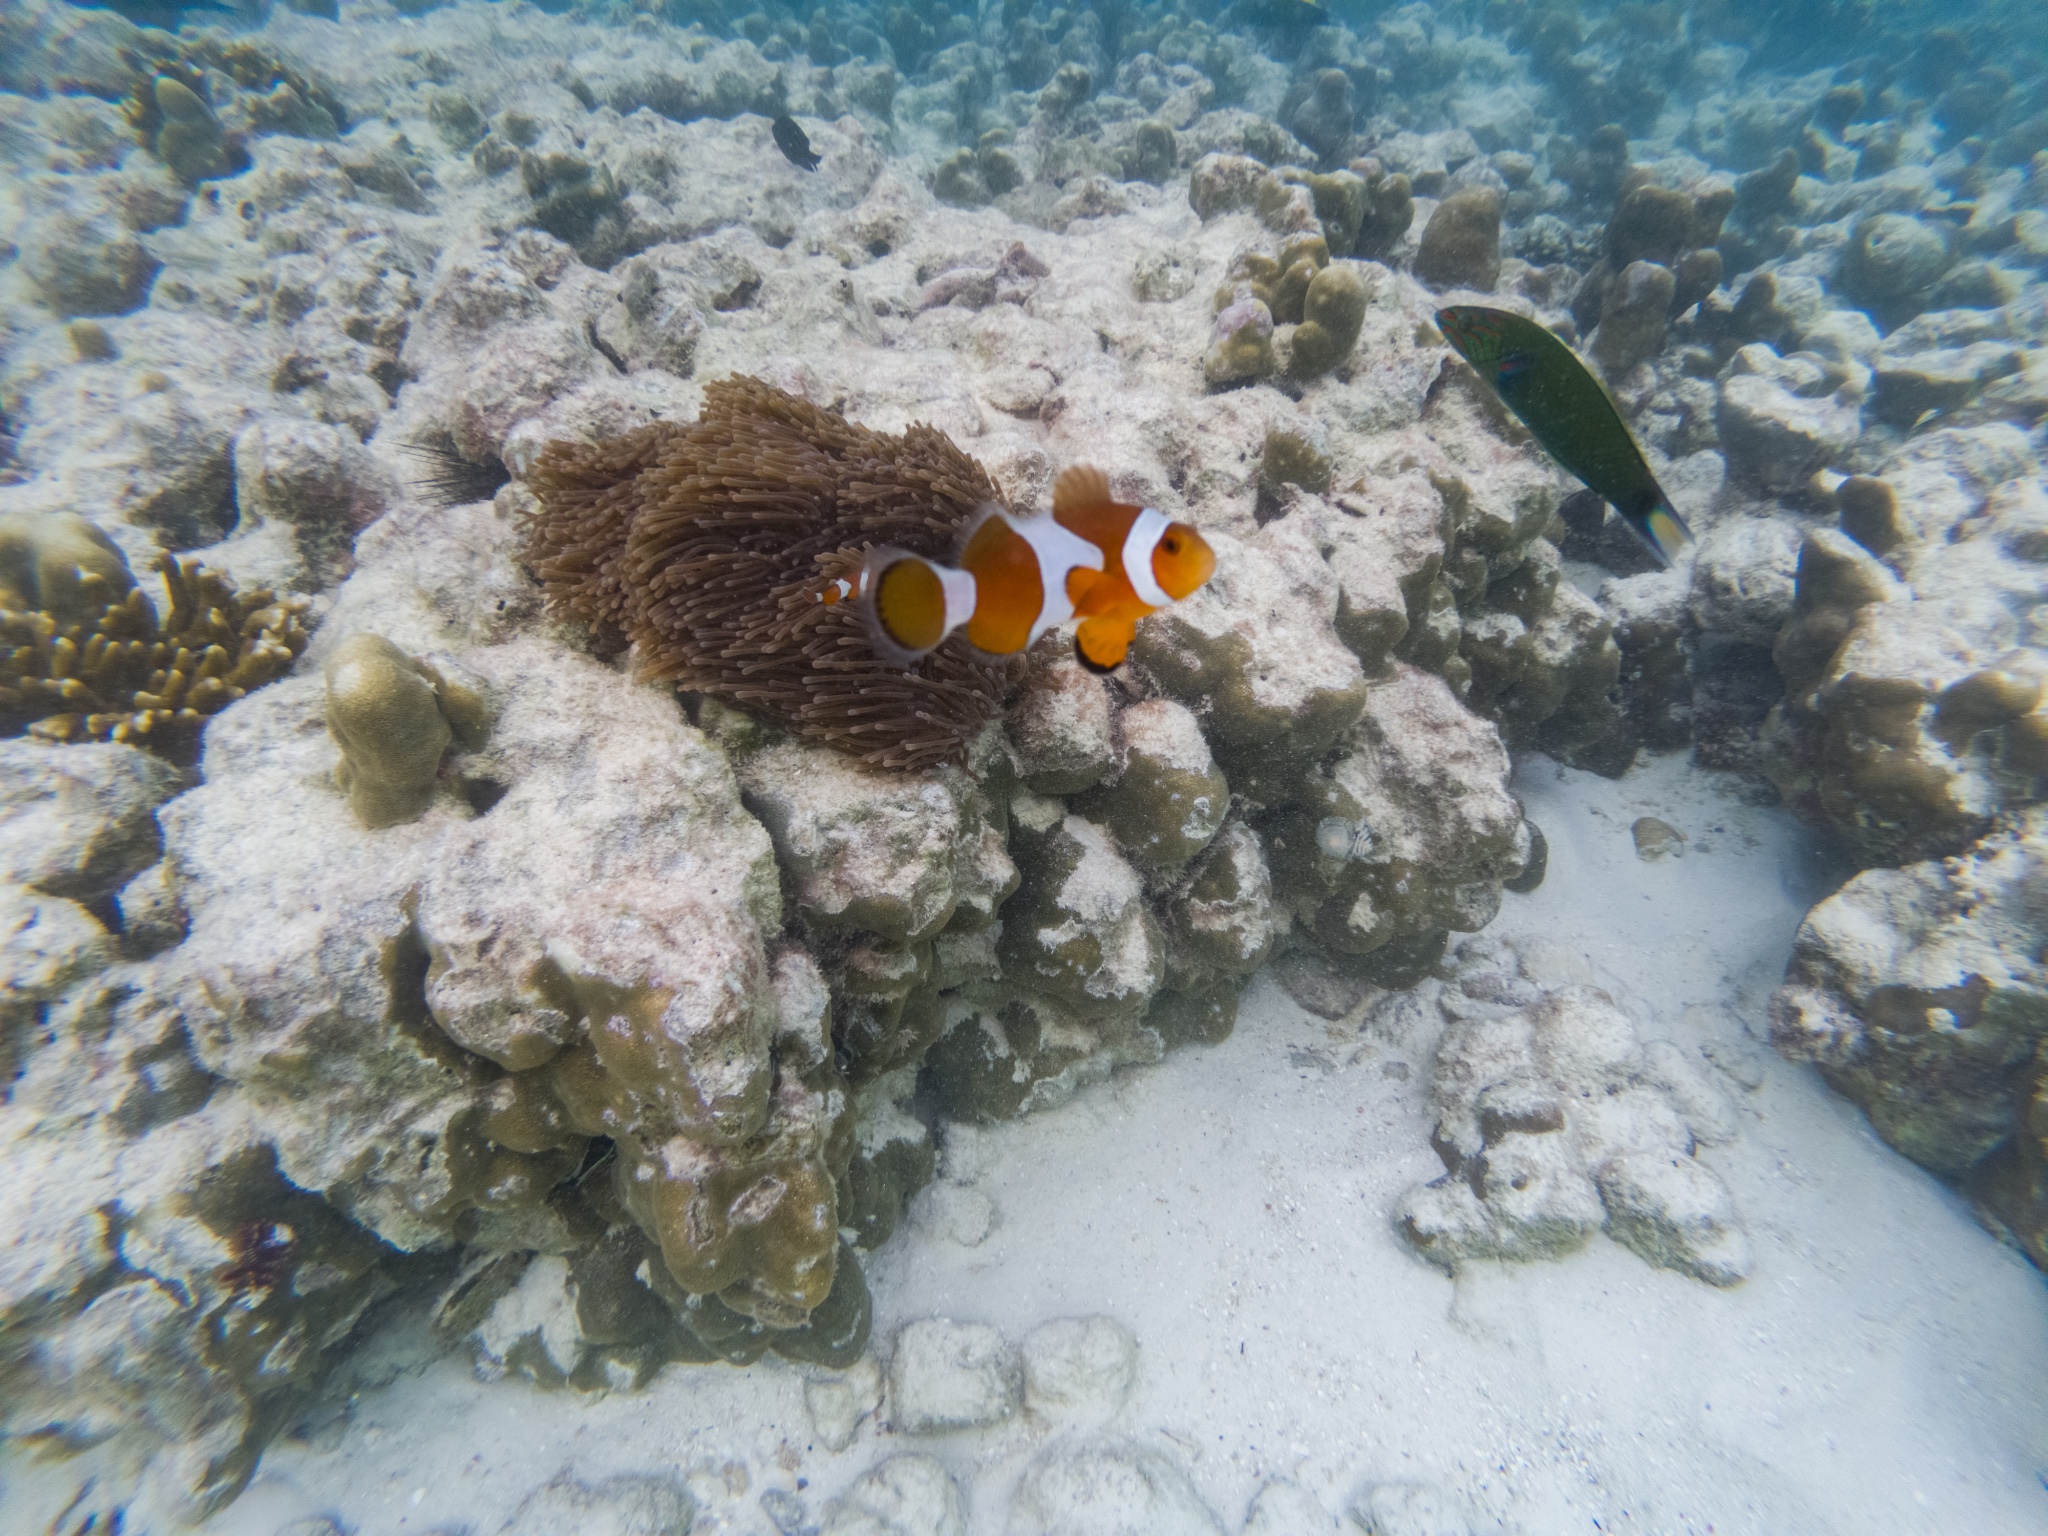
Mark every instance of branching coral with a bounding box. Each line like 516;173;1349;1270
525;376;1015;771
1;542;309;756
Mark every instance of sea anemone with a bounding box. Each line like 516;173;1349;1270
524;376;1015;771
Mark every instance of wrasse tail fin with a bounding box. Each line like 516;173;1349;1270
1621;491;1694;568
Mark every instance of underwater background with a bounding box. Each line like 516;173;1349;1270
5;0;2048;1530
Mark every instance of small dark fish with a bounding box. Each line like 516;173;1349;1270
218;1220;295;1294
1436;305;1693;567
772;114;821;172
564;1136;618;1190
1228;0;1329;31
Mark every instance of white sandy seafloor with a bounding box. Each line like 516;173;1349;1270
7;754;2033;1536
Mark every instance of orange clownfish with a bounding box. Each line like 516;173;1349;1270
844;466;1217;672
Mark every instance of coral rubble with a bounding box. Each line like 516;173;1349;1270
1399;937;1748;1286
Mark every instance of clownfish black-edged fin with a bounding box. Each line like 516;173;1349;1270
1074;615;1137;673
858;545;949;668
1053;464;1112;517
1073;633;1117;673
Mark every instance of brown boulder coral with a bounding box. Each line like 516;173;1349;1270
525;376;1014;771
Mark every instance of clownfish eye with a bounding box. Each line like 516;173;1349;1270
1151;522;1216;601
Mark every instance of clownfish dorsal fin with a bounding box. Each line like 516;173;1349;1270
1053;465;1112;518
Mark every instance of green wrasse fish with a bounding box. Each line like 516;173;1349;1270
1435;304;1693;567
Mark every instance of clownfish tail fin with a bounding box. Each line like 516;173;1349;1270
859;545;978;668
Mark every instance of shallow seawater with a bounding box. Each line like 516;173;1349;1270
4;1;2048;1533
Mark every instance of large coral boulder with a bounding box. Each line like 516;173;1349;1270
1771;811;2048;1190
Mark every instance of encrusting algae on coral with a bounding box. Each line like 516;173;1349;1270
524;377;1030;769
2;515;310;756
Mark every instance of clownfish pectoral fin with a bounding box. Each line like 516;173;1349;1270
1073;633;1117;674
1074;615;1138;673
1053;465;1112;519
1066;563;1106;609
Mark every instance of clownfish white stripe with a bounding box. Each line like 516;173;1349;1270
1121;508;1172;609
937;564;978;636
1007;512;1105;646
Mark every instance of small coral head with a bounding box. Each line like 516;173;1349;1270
1152;521;1216;601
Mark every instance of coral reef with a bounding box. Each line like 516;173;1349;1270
165;562;868;1352
1772;811;2048;1268
1761;429;2046;866
1570;168;1733;379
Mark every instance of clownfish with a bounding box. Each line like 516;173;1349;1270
831;467;1217;672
